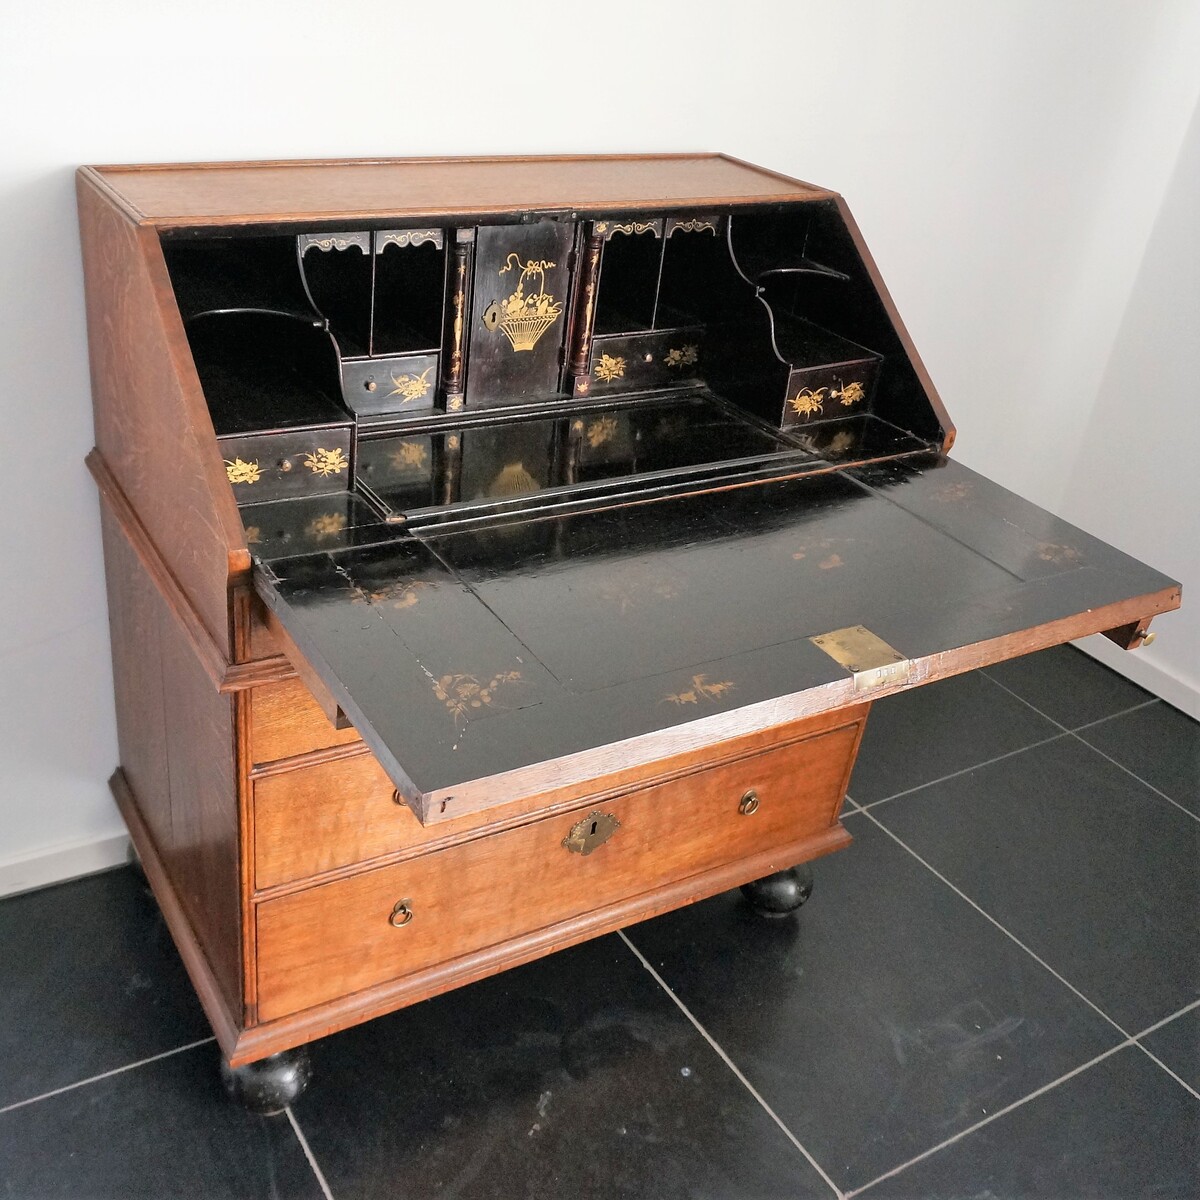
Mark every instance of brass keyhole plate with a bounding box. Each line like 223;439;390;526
563;810;620;856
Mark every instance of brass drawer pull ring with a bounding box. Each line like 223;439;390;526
389;899;414;927
739;790;760;816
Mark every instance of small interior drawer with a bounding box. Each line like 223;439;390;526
221;426;352;504
255;711;864;1020
251;679;362;767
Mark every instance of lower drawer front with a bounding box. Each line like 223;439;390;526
255;717;861;1021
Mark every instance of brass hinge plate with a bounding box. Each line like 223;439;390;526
810;625;912;692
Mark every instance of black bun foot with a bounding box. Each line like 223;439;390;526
220;1047;312;1114
740;863;815;917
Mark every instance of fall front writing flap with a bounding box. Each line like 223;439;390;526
253;454;1178;826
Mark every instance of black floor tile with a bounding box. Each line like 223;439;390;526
983;643;1152;730
624;817;1119;1193
1142;1005;1200;1092
0;1043;323;1199
295;934;834;1200
849;672;1060;804
864;1045;1200;1199
874;737;1200;1032
0;866;211;1109
1077;701;1200;816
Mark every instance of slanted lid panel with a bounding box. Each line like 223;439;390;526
254;457;1177;826
88;155;827;226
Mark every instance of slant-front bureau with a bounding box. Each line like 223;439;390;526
77;154;1180;1109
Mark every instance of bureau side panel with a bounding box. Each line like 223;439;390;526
77;173;247;656
99;500;244;1019
100;506;171;850
157;602;243;1016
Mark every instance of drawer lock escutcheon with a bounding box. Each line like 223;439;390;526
389;899;414;928
563;810;620;857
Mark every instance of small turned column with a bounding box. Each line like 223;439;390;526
567;225;604;398
441;229;473;413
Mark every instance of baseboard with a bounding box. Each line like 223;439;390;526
0;832;132;900
1074;636;1200;721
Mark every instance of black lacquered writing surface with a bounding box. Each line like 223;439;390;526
255;455;1175;821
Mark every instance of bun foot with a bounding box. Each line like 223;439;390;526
220;1048;312;1114
740;863;815;917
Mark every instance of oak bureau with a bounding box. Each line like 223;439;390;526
76;154;1180;1109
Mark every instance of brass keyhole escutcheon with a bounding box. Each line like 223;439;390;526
563;810;620;856
482;301;501;331
389;899;414;928
739;790;760;816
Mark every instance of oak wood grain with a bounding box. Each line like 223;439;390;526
77;174;247;655
252;706;868;892
157;591;242;1015
251;678;362;766
83;154;831;228
100;507;171;852
255;717;861;1020
230;822;852;1067
112;769;243;1058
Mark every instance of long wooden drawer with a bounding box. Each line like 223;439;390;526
255;714;863;1021
251;678;361;765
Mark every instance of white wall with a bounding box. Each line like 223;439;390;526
2;0;1198;889
1061;102;1200;713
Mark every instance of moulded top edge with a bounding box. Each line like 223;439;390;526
82;154;833;226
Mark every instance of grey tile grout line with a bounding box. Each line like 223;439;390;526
1131;1036;1200;1102
616;929;846;1200
1132;995;1200;1039
855;691;1164;816
0;1037;216;1117
286;1106;336;1200
861;804;1200;1101
984;676;1199;826
642;678;1194;1191
848;998;1200;1197
855;732;1070;813
859;807;1130;1039
1067;696;1161;731
846;1039;1129;1197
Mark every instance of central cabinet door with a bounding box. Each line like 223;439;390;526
466;220;575;408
